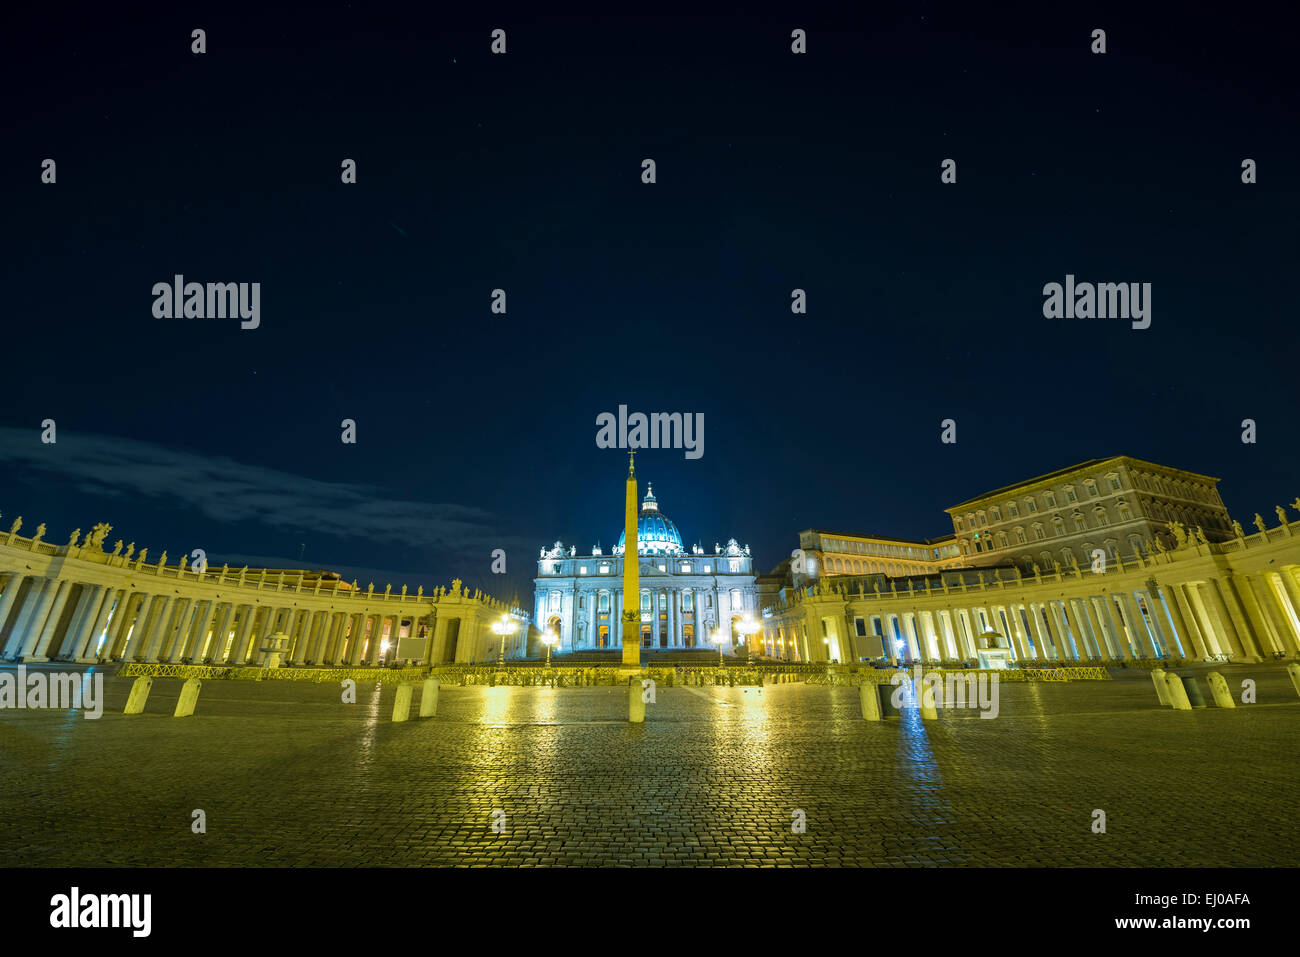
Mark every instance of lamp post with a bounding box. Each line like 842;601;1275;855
823;636;831;664
541;629;557;668
711;628;725;667
492;615;518;667
736;616;759;660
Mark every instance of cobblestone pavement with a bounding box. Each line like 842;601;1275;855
0;664;1296;866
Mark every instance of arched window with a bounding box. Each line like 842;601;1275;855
1053;517;1066;536
599;593;610;611
1117;501;1132;522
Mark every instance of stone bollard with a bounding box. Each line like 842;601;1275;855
1163;671;1193;710
123;676;153;714
1288;663;1300;698
1207;671;1236;709
173;678;202;717
628;675;645;723
1151;667;1169;705
917;676;939;721
420;677;440;717
1182;674;1207;708
859;682;882;721
392;681;414;722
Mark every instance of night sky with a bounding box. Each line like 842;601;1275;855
2;1;1296;604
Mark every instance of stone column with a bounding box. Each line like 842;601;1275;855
1172;584;1211;659
184;600;218;662
346;613;365;665
1268;567;1300;647
1154;584;1190;658
68;586;113;660
0;573;30;657
1100;596;1133;659
29;580;75;661
1061;599;1094;660
1250;574;1300;655
122;594;159;660
228;605;256;663
1082;597;1116;660
103;591;139;660
56;586;100;660
6;578;54;658
1117;592;1157;658
75;586;120;660
139;596;176;662
1229;575;1281;657
1202;580;1253;660
208;602;236;662
1218;575;1265;660
160;599;191;662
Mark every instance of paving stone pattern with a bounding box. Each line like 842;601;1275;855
0;665;1296;866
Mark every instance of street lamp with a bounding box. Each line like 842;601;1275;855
736;616;759;659
711;628;725;667
541;629;557;668
491;615;518;666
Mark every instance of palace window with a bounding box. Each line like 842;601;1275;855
1065;487;1078;503
599;563;611;574
579;566;588;574
1109;474;1122;491
599;594;610;611
1015;527;1027;543
578;596;585;610
729;558;741;572
1093;507;1109;526
1026;499;1038;513
990;507;1001;522
1118;501;1132;521
1052;517;1066;536
549;593;560;611
703;565;711;574
1073;513;1087;532
1044;492;1057;507
978;513;987;526
640;592;650;612
683;590;693;610
1008;502;1019;517
680;562;691;573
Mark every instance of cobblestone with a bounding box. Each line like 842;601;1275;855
0;664;1296;866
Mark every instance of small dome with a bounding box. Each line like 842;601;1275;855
617;483;684;554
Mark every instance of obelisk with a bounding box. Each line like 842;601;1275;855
621;450;641;667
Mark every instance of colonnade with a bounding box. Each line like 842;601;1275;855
0;521;528;666
762;507;1300;666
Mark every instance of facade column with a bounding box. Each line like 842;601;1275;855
57;585;102;660
207;602;236;662
1036;601;1065;660
1172;584;1212;659
1135;590;1173;659
1004;605;1031;660
162;599;194;662
1101;596;1132;659
1082;597;1116;660
1201;579;1252;660
184;600;218;662
1060;599;1094;660
122;594;159;660
1217;576;1264;660
1155;584;1191;658
68;586;113;660
1251;574;1300;655
1268;567;1300;649
1230;575;1282;657
1117;592;1157;658
76;586;121;660
6;578;56;659
0;574;27;653
29;580;75;661
228;605;256;663
105;591;140;660
347;614;366;665
140;596;176;662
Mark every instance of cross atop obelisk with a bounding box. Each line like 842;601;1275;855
621;450;641;667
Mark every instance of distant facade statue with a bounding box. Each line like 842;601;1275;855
137;548;148;564
1031;562;1041;577
1254;513;1268;534
67;529;81;546
1232;520;1245;539
111;539;123;555
32;523;46;543
1277;505;1289;525
158;551;168;567
89;523;112;549
1194;526;1208;545
8;517;20;536
451;578;463;596
124;543;135;560
1168;521;1188;547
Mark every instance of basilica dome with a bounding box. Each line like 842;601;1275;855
617;485;683;554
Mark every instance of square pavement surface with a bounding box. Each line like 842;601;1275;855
0;664;1297;866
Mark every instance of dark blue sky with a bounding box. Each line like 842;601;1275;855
1;1;1296;604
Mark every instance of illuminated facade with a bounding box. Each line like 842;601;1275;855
795;529;964;586
534;484;758;653
946;456;1234;573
